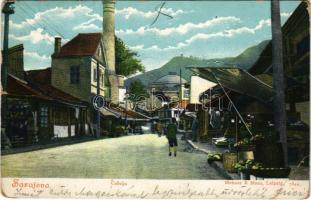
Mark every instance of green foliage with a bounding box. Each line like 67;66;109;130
234;138;251;147
207;152;223;163
234;159;263;171
115;37;145;76
234;134;265;147
128;80;149;101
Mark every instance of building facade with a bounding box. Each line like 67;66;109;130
51;33;109;103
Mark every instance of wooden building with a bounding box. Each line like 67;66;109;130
249;1;310;125
248;1;310;163
26;68;89;138
4;73;88;146
2;44;89;147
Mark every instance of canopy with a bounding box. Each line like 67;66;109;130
189;67;273;103
190;75;216;104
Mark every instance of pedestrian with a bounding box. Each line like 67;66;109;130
156;120;162;137
166;118;178;157
153;120;157;133
191;116;199;142
128;124;133;134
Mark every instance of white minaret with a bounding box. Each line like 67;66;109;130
103;0;119;104
103;0;116;72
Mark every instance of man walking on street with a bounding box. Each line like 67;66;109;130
191;116;199;142
166;118;178;157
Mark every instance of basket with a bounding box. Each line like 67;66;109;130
223;152;238;172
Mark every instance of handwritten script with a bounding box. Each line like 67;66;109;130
3;179;309;199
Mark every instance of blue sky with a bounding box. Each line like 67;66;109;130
6;1;300;72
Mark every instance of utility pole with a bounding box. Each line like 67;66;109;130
1;1;14;92
271;0;288;166
179;68;182;127
1;1;14;138
179;68;182;103
125;92;128;127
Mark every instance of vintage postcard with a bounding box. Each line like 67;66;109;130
0;0;310;199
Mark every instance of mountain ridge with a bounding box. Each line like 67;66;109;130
125;40;269;87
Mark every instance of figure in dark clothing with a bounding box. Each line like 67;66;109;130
191;116;199;142
166;118;178;157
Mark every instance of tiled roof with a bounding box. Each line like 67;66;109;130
107;103;150;120
26;68;51;85
25;68;87;106
52;33;102;58
6;74;52;100
39;84;87;106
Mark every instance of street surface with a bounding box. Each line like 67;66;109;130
1;134;224;179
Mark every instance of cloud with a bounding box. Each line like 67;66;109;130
116;7;186;20
72;18;101;31
24;51;51;70
24;51;50;61
116;16;240;36
9;28;55;44
129;42;187;51
219;19;271;36
130;18;271;52
10;5;102;30
183;19;271;46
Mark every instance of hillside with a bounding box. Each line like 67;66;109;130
125;40;269;87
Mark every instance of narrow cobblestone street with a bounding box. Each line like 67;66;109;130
1;134;224;179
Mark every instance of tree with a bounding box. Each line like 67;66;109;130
128;80;149;102
115;37;145;76
271;0;287;166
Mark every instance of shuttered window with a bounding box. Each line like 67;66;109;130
40;107;48;128
70;66;80;84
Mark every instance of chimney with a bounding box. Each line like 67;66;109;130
54;37;61;54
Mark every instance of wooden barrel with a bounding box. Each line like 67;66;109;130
223;152;238;172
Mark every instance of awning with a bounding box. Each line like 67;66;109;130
99;106;151;121
190;76;217;104
99;107;120;118
189;67;273;103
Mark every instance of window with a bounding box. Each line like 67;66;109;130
40;107;48;128
70;66;80;84
93;68;97;82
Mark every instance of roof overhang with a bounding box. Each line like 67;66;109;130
99;107;120;118
189;67;273;103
